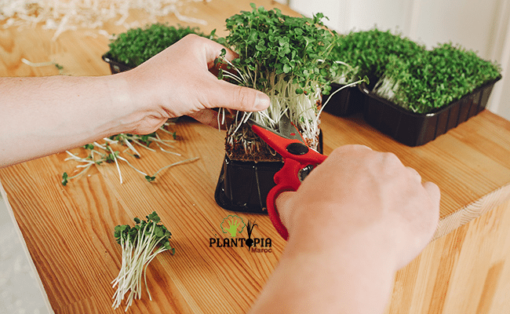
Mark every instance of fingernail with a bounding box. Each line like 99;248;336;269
254;93;270;110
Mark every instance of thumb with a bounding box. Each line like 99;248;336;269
205;79;270;112
275;191;296;229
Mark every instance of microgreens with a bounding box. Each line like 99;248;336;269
112;211;175;311
62;122;198;185
216;4;346;156
329;28;425;84
21;58;65;75
108;24;217;67
374;42;502;113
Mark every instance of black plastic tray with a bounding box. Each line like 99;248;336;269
322;82;365;116
359;78;500;146
102;53;133;74
215;132;323;214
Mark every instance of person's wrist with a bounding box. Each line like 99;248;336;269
103;71;157;135
279;198;402;269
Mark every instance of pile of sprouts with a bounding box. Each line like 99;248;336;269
112;211;175;311
216;5;360;161
62;121;198;185
0;0;208;40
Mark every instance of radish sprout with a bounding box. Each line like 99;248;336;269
112;211;175;311
215;5;363;161
62;124;198;185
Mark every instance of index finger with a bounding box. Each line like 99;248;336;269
203;38;239;69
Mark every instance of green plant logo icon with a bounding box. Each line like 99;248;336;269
221;215;246;237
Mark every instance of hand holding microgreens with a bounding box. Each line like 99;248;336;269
112;211;175;311
62;121;198;185
214;4;365;160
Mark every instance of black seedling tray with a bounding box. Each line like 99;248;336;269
322;83;365;116
215;132;323;214
359;78;500;146
102;53;133;74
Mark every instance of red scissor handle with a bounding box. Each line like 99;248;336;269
251;124;327;240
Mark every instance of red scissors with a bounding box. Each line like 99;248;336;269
247;115;327;240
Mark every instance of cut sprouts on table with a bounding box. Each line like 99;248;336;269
112;211;175;311
0;0;209;40
61;122;199;185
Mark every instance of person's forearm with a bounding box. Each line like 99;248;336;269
248;212;397;314
0;74;141;167
0;36;271;168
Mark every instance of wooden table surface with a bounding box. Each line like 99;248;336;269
1;1;510;313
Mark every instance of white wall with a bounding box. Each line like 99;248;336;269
290;0;510;121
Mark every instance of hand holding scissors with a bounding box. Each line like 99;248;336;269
247;116;327;240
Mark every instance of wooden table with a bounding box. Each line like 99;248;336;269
1;1;510;313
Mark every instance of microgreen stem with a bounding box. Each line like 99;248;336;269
108;146;123;184
133;140;157;152
156;143;181;156
112;212;175;311
21;58;55;67
116;156;147;176
123;138;141;157
151;157;199;178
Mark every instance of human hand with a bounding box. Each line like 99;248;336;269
276;145;440;270
120;34;270;134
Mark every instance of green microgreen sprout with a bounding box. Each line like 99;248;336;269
327;28;501;114
62;122;198;185
145;176;156;183
107;24;217;68
61;172;68;186
21;58;65;75
216;4;349;157
373;42;502;113
329;28;425;85
112;211;175;311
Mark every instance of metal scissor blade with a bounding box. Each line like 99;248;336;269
245;119;287;139
279;115;306;145
246;115;306;145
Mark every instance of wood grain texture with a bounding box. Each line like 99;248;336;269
384;198;510;314
0;0;510;313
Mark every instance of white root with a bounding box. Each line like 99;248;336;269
63;124;191;186
108;145;123;184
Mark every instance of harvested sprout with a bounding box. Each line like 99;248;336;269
22;58;65;74
216;5;346;155
62;122;199;185
0;0;208;40
112;211;175;311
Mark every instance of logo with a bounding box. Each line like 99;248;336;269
209;216;273;253
220;215;246;237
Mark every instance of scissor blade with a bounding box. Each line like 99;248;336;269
245;119;287;139
279;115;306;144
246;116;306;145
